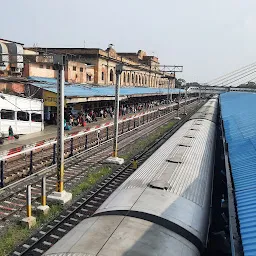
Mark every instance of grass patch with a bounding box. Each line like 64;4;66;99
120;121;175;160
0;166;112;256
0;205;63;256
72;166;112;197
0;225;31;256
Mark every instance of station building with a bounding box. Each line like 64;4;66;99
26;45;174;88
23;49;95;85
0;38;24;77
0;38;180;129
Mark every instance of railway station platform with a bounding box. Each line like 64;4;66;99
0;100;186;156
0;111;138;153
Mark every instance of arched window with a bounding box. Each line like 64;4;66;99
127;73;130;83
135;75;138;84
110;69;114;82
142;76;144;85
102;71;104;81
139;75;141;85
123;73;126;83
145;76;147;86
132;74;134;84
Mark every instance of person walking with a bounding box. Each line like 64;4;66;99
8;125;14;140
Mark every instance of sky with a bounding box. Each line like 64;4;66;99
2;0;256;83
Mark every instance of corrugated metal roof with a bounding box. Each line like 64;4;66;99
29;76;184;98
220;92;256;256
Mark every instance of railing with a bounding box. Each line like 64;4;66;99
0;98;197;187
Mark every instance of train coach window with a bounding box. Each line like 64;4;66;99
1;109;15;120
31;113;42;122
17;111;29;121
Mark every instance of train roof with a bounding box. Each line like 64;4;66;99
45;215;199;256
189;98;218;123
96;116;216;249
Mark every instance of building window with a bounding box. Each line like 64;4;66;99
1;109;15;120
39;64;44;68
110;69;114;82
46;65;50;69
135;75;138;83
80;67;83;72
127;73;130;83
31;113;42;122
17;111;29;121
145;77;147;85
102;71;104;80
132;74;134;84
123;73;126;83
73;66;76;71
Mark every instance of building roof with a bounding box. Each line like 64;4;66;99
29;76;183;98
0;38;24;45
220;92;256;256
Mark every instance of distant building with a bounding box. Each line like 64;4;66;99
0;38;24;76
26;45;174;88
23;49;90;84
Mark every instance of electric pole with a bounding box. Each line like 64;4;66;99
48;55;72;204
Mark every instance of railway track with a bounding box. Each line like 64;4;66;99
0;101;200;227
11;101;203;256
2;103;182;185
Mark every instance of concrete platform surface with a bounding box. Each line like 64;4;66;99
0;115;116;153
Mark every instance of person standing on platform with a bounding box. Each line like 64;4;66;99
8;125;14;140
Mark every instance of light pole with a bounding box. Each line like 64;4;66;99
174;74;181;120
48;55;72;204
183;82;187;115
56;59;65;193
113;64;123;157
167;78;170;102
106;63;124;165
199;85;201;103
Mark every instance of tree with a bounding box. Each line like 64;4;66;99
238;81;256;88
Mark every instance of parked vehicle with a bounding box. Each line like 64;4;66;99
0;93;44;136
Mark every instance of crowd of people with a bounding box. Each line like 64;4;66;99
64;100;169;128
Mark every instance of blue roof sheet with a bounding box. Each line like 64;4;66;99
29;76;183;98
220;92;256;256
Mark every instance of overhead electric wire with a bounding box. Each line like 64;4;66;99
207;61;256;85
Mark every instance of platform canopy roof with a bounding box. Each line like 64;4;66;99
220;92;256;256
29;76;184;99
